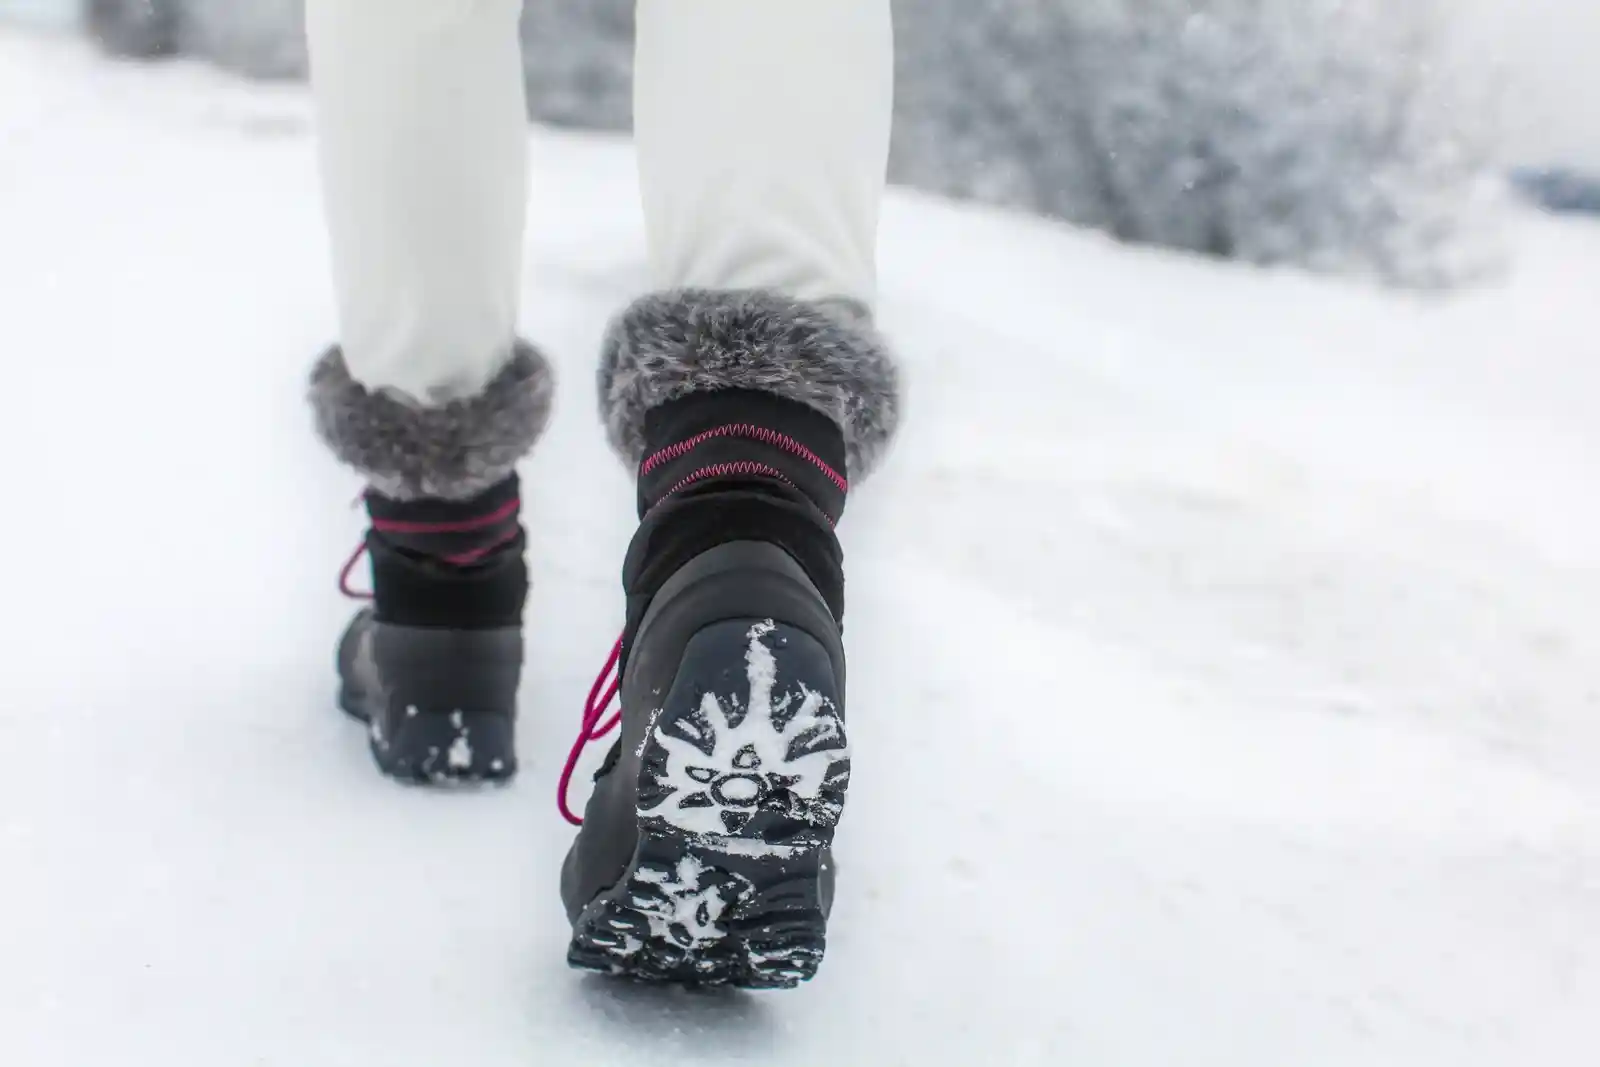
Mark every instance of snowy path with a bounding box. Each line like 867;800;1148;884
2;34;1597;1066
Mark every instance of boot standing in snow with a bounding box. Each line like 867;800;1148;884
303;0;900;988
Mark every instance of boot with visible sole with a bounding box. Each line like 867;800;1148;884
563;541;850;987
562;385;854;988
564;289;900;988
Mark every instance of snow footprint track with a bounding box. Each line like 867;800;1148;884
569;620;850;989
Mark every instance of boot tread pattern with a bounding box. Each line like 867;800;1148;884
568;620;849;989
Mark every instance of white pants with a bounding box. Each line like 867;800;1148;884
306;0;894;406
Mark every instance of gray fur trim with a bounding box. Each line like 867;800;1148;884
598;289;902;481
309;343;555;501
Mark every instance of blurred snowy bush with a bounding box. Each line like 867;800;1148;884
519;0;633;130
71;0;1503;286
897;0;1503;287
86;0;181;62
1510;167;1600;216
177;0;306;78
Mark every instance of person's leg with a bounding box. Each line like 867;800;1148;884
632;0;890;310
308;0;530;407
562;0;900;988
304;0;551;783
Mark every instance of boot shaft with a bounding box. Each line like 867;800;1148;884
621;391;850;674
363;474;529;630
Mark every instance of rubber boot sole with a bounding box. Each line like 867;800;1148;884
567;618;849;988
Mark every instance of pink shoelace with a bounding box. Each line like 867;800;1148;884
338;543;375;601
557;636;622;825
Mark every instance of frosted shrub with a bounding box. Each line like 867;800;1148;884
894;0;1502;287
86;0;180;59
177;0;306;79
1078;0;1500;285
890;0;1114;229
520;0;634;131
87;0;302;74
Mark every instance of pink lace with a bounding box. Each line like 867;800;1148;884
339;542;375;600
340;493;374;600
558;636;622;826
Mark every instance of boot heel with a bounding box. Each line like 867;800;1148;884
337;609;523;785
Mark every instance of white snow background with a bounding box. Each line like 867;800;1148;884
0;28;1596;1067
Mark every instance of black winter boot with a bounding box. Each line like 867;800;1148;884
562;388;853;987
337;475;527;783
559;291;899;988
566;294;902;991
307;343;555;786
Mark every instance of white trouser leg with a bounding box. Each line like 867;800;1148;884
633;0;894;310
306;0;528;405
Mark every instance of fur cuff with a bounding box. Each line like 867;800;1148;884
309;343;555;501
598;289;902;481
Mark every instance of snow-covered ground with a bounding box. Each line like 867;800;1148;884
2;31;1597;1067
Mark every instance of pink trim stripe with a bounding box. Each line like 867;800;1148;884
663;460;796;500
339;496;521;599
641;424;848;494
369;497;521;536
